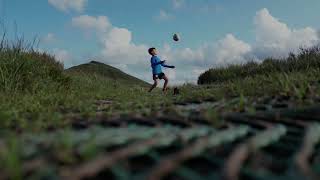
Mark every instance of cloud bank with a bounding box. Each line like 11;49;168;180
252;8;319;59
69;8;319;84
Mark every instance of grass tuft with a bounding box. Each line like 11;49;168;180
0;33;69;92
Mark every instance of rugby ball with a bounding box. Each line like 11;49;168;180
173;33;180;42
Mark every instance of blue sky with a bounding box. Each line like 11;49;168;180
1;0;320;84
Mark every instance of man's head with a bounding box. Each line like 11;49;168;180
148;47;157;56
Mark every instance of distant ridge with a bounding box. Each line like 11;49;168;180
66;61;150;86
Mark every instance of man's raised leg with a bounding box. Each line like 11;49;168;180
163;75;169;92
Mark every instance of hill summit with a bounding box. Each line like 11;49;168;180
66;61;149;86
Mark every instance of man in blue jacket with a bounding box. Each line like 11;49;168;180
148;47;175;92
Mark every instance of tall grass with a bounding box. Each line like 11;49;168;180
0;33;69;92
0;32;158;130
198;47;320;84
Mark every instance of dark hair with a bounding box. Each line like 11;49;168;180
148;47;156;55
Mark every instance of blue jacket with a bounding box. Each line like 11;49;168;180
150;56;175;75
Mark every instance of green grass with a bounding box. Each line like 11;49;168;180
1;34;320;132
0;42;68;92
0;36;172;131
198;47;320;84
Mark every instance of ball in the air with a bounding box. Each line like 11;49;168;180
173;33;180;42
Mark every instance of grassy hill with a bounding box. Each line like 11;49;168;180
66;61;149;87
198;47;320;85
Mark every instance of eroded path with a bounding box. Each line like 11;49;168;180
1;96;320;180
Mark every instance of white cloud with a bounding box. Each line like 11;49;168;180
253;8;319;59
48;0;88;12
162;34;251;67
41;33;56;43
172;0;185;9
72;15;149;65
51;48;73;67
156;34;251;83
52;49;70;62
161;44;205;66
164;68;176;81
212;34;252;65
155;10;174;21
69;9;319;85
100;27;149;64
155;8;319;83
72;15;111;34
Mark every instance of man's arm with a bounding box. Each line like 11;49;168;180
160;59;175;68
162;64;175;68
